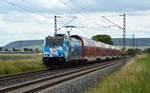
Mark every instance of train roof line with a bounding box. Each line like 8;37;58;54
70;35;120;50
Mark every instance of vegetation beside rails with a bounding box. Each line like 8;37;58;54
0;54;47;76
85;54;150;93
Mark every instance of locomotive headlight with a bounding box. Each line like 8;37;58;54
59;54;63;57
45;54;47;57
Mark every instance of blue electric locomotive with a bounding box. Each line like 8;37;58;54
43;34;121;68
43;34;83;67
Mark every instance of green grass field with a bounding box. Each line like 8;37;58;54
85;54;150;93
0;54;47;76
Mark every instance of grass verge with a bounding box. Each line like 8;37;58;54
85;54;150;93
0;54;47;76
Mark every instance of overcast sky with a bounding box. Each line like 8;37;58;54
0;0;150;46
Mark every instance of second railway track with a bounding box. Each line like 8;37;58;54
0;69;50;81
0;58;130;93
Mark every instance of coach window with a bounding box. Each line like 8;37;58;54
85;46;87;51
99;48;101;52
102;53;105;56
93;52;96;56
85;46;88;51
96;47;98;52
89;52;91;56
67;41;69;46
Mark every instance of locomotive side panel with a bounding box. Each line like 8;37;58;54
67;38;83;61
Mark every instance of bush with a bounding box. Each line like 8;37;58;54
126;48;142;56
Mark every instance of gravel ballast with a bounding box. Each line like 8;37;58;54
40;60;128;93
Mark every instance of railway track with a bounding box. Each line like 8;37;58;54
0;69;50;81
0;58;129;93
0;59;115;89
0;69;54;89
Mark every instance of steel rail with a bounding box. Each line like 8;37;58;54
0;59;123;93
0;69;50;81
0;58;118;81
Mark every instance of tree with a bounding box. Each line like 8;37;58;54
12;48;16;51
23;48;33;52
4;48;8;51
147;48;150;54
29;48;33;51
23;48;29;51
0;47;2;51
35;48;39;52
91;34;113;45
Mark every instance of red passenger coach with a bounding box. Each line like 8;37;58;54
70;35;121;62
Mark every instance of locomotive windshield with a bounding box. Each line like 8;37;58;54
46;37;64;46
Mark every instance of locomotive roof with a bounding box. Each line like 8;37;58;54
46;34;68;40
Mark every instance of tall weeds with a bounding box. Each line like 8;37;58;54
0;54;46;76
85;54;150;93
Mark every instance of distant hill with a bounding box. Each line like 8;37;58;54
2;38;150;50
112;38;150;46
3;40;44;50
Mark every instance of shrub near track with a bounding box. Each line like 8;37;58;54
85;54;150;93
0;54;47;76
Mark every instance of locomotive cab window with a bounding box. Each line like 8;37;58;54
85;46;88;51
46;37;64;46
97;48;101;52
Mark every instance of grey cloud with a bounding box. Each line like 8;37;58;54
1;0;150;15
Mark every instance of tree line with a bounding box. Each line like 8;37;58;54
0;48;40;52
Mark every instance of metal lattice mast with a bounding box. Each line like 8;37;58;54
102;14;127;57
54;15;77;36
133;34;135;49
54;16;57;36
122;14;126;56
